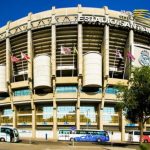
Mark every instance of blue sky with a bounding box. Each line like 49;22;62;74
0;0;149;27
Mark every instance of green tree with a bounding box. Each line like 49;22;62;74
116;66;150;144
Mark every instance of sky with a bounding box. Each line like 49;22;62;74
0;0;150;27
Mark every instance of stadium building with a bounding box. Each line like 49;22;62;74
0;5;150;141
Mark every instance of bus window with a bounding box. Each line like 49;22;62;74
76;130;87;134
134;131;140;135
129;131;133;135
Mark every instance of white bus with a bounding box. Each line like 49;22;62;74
128;130;150;143
58;129;109;142
0;126;19;142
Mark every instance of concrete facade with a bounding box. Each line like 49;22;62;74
0;5;150;141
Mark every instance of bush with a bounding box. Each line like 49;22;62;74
140;144;150;150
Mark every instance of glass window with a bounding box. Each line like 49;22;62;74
36;106;53;123
105;87;118;94
13;88;31;96
3;109;12;116
80;106;97;123
56;86;77;93
134;131;140;135
103;107;118;123
57;106;75;122
103;107;115;114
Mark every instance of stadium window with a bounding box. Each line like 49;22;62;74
105;86;118;94
56;86;77;93
13;88;31;96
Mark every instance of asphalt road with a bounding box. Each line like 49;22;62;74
0;140;141;150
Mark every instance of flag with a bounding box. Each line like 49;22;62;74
73;46;78;54
61;46;71;55
21;52;30;60
127;52;135;61
11;56;20;63
116;50;123;59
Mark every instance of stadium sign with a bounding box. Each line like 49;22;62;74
78;16;150;34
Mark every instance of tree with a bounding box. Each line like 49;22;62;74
116;66;150;144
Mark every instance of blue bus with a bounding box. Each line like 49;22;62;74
58;129;109;142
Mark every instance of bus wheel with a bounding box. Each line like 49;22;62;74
97;138;101;142
11;138;14;143
144;140;148;143
70;138;74;142
0;138;5;142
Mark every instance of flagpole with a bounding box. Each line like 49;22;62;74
72;51;74;77
11;53;15;82
72;45;76;77
60;46;62;77
12;63;16;82
12;60;15;82
123;52;135;79
123;58;127;79
21;60;25;81
112;50;117;78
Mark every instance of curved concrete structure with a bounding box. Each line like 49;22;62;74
34;54;51;89
83;52;102;87
0;64;7;93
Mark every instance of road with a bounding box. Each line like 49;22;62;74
0;140;139;150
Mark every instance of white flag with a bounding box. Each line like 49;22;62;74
116;50;123;59
21;52;30;60
61;46;71;55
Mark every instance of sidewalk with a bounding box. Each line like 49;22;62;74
20;138;138;150
104;147;136;150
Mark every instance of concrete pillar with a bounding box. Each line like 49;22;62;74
76;6;82;128
32;103;36;139
51;7;57;140
27;12;36;138
6;22;15;121
120;110;125;141
99;14;109;131
76;77;81;130
97;103;101;129
102;24;109;79
27;13;33;84
51;25;56;77
6;22;12;105
78;24;83;76
5;21;13;83
78;5;83;76
51;6;56;77
98;100;104;130
52;78;57;140
123;30;134;79
13;105;17;128
6;33;11;84
129;30;134;67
